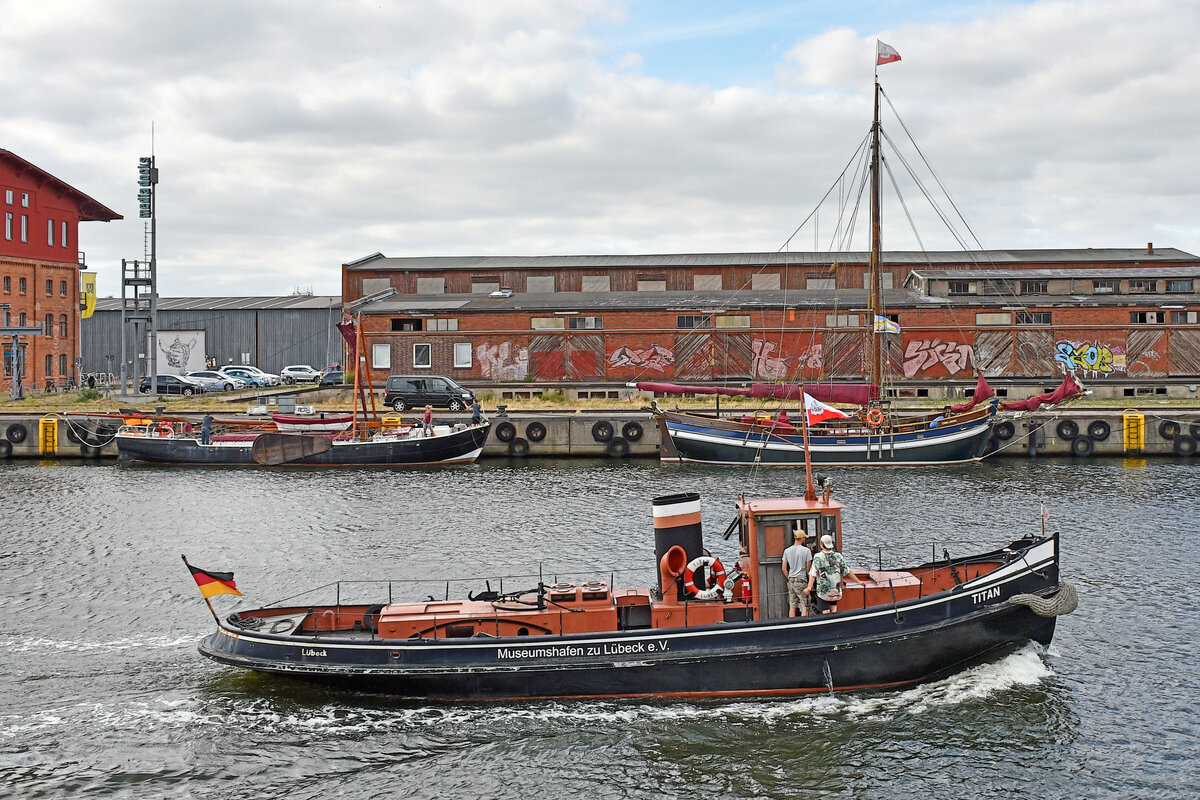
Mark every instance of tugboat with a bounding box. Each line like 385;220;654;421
195;477;1074;699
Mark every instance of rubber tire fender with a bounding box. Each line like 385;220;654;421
591;420;614;442
606;437;629;458
508;437;530;457
1055;419;1079;440
0;440;11;459
1173;436;1197;456
1087;420;1111;442
621;421;644;442
5;423;28;443
80;443;102;459
65;424;81;444
495;421;516;442
1159;420;1181;440
993;420;1015;441
1070;436;1094;457
1190;422;1200;440
526;422;547;442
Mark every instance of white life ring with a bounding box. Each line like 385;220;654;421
684;556;727;600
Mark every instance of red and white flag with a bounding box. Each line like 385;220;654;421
876;40;901;66
803;392;851;425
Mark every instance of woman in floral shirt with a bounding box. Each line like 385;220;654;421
806;534;866;614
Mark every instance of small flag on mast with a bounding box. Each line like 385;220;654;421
803;392;851;425
185;561;243;598
873;315;901;334
876;41;902;66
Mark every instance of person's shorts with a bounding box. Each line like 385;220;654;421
787;577;808;609
815;594;841;613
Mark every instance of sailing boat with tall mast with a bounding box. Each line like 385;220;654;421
643;44;997;466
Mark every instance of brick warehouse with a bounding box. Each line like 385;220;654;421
341;247;1200;395
0;150;120;392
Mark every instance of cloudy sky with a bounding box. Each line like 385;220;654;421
2;0;1197;298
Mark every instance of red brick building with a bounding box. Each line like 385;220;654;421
0;150;121;391
342;248;1200;392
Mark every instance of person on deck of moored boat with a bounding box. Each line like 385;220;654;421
807;534;866;615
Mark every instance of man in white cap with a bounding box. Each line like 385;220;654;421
806;533;866;614
780;527;813;617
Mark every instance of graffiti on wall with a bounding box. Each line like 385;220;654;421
902;338;974;378
750;340;789;380
608;344;674;373
1054;340;1126;376
477;342;529;381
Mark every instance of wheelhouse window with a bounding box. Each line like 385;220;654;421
1016;311;1051;325
676;315;711;329
413;343;432;368
453;342;472;368
567;316;603;330
1020;280;1048;294
1129;280;1157;294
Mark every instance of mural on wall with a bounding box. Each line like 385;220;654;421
155;331;205;376
1054;340;1125;376
476;341;529;381
902;338;974;378
750;339;789;380
608;344;674;373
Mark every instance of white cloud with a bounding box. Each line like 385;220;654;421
1;0;1197;297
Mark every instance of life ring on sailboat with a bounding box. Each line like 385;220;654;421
865;409;884;427
156;423;173;438
683;556;727;599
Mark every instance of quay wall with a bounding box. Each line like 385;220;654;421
1;408;1199;461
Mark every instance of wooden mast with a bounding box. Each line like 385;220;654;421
868;75;884;391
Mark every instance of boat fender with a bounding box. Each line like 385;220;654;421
1087;420;1111;441
606;437;629;458
5;423;28;443
866;409;883;427
1070;436;1093;457
591;420;614;442
1159;420;1181;440
684;556;727;597
622;421;644;441
1055;419;1079;440
993;420;1015;441
1173;436;1197;457
80;443;101;459
1009;581;1078;617
495;421;516;442
525;422;547;442
0;440;11;459
508;437;530;457
65;424;81;444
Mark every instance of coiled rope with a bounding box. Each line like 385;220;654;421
1008;581;1078;617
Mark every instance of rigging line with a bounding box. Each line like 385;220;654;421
880;155;928;255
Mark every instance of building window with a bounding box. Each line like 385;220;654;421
580;275;611;292
371;343;391;369
751;273;781;290
863;273;894;291
1130;311;1158;324
44;314;53;336
20;215;28;243
1128;280;1157;293
59;354;67;376
61;221;68;248
20;193;29;208
531;317;566;330
825;314;861;328
413;343;432;368
59;315;67;336
4;212;10;240
526;275;555;293
975;312;1010;325
1170;310;1198;324
1093;279;1117;294
4;190;11;204
2;276;8;292
453;342;472;368
46;354;52;376
59;280;67;296
391;318;423;332
46;279;53;296
1020;280;1048;294
805;277;836;291
19;313;26;325
415;277;445;295
948;281;973;295
714;315;751;328
1166;279;1193;293
430;318;458;331
637;277;666;292
18;278;26;294
677;315;711;329
694;274;722;291
48;219;55;246
567;316;603;330
1016;311;1052;325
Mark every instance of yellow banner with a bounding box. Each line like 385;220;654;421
80;272;97;319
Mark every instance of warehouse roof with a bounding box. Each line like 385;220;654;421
94;295;341;312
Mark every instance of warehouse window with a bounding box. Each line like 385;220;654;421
1169;311;1198;324
526;275;555;293
430;318;458;331
948;281;973;295
805;277;836;291
391;318;422;331
1016;311;1051;325
1130;311;1158;324
1128;280;1157;294
975;312;1010;325
531;317;566;330
751;273;781;290
18;278;25;294
20;214;27;242
825;314;861;328
45;279;52;296
413;343;432;368
1167;280;1194;293
45;314;53;336
45;354;52;376
715;315;751;328
1093;279;1117;294
453;342;472;368
580;275;610;292
694;274;722;291
415;277;445;295
637;277;666;292
567;316;603;329
3;276;8;292
471;279;500;294
61;221;68;248
1020;280;1048;294
372;344;391;370
4;212;10;240
677;315;711;329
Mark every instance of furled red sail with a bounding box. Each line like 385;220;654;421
999;374;1083;412
950;373;996;413
636;381;878;405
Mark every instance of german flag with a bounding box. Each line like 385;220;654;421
186;562;243;598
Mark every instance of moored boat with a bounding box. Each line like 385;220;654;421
271;412;354;433
194;482;1075;699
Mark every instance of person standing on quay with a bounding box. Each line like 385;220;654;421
781;528;813;617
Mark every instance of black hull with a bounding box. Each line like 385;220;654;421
198;538;1061;700
118;424;490;466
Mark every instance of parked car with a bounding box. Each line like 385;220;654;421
280;365;321;384
383;375;475;412
138;375;206;396
218;366;279;387
488;287;513;298
186;370;242;391
318;370;344;387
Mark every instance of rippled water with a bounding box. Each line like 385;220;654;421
0;457;1196;799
